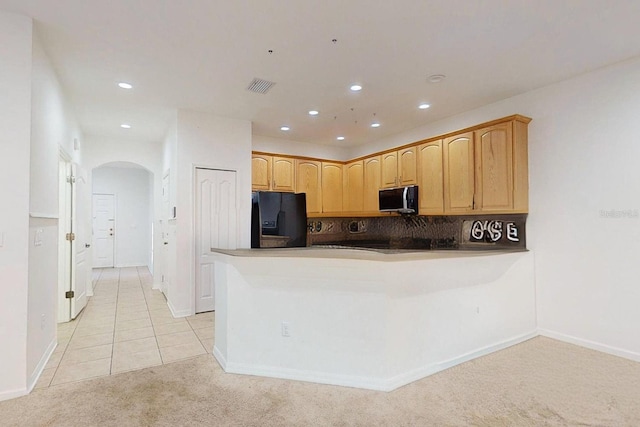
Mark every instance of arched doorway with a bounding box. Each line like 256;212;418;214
91;162;155;273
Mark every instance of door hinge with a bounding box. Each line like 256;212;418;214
65;290;75;299
66;175;76;184
66;232;76;241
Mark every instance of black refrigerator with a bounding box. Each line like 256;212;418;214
251;192;307;248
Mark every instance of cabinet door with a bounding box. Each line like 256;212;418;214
381;151;398;188
363;156;382;212
417;140;444;214
321;162;343;213
296;160;322;214
272;157;295;192
343;160;364;212
475;123;513;211
398;147;417;185
251;154;272;191
443;132;475;213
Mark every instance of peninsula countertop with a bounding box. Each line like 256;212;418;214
210;246;527;262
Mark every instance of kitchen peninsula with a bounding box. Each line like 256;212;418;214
211;248;536;391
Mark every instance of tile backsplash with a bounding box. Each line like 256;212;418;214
308;214;527;250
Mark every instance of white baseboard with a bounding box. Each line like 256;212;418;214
167;299;191;318
219;330;539;392
538;328;640;362
0;387;27;403
213;346;227;370
27;339;58;393
386;330;538;391
223;360;391;391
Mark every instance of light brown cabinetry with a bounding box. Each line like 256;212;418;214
296;160;322;214
252;114;529;217
321;162;343;213
443;132;475;213
475;120;529;212
363;156;382;212
417;140;444;214
443;117;530;214
381;147;417;188
343;160;364;213
251;154;295;192
474;123;513;211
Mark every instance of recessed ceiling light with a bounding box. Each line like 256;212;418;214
120;124;131;129
336;136;345;141
118;82;133;89
419;103;430;109
280;126;290;131
350;84;362;91
308;110;319;116
371;122;381;128
427;74;446;83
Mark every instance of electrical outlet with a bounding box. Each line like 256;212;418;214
281;321;291;337
476;306;480;314
41;314;45;330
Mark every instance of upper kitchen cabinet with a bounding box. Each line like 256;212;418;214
322;162;343;213
443;116;530;214
474;118;529;212
381;147;417;188
251;154;295;192
417;140;444;214
443;132;475;213
296;159;322;214
251;154;271;191
343;160;364;213
363;155;382;212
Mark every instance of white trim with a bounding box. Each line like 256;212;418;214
213;346;227;370
167;298;191;318
114;263;149;268
29;212;59;219
0;387;27;402
538;328;640;362
385;330;538;391
218;330;538;392
27;339;57;392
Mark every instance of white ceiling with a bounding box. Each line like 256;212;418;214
2;0;640;147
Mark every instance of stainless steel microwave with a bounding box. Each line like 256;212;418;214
378;185;419;214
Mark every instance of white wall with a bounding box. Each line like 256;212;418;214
83;136;163;278
160;115;177;294
0;12;32;401
346;56;640;360
214;251;536;391
252;134;348;161
164;109;251;316
93;166;152;268
26;29;85;393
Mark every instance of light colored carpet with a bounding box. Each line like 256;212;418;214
1;337;639;426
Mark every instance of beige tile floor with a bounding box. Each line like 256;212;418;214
35;266;215;389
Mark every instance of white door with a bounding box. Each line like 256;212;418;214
195;168;237;313
160;172;170;294
93;194;115;268
58;159;73;322
72;164;89;318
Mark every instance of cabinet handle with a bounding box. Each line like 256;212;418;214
472;194;476;210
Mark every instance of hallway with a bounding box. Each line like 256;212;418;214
36;267;214;388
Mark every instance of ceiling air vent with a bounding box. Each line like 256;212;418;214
247;78;275;94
